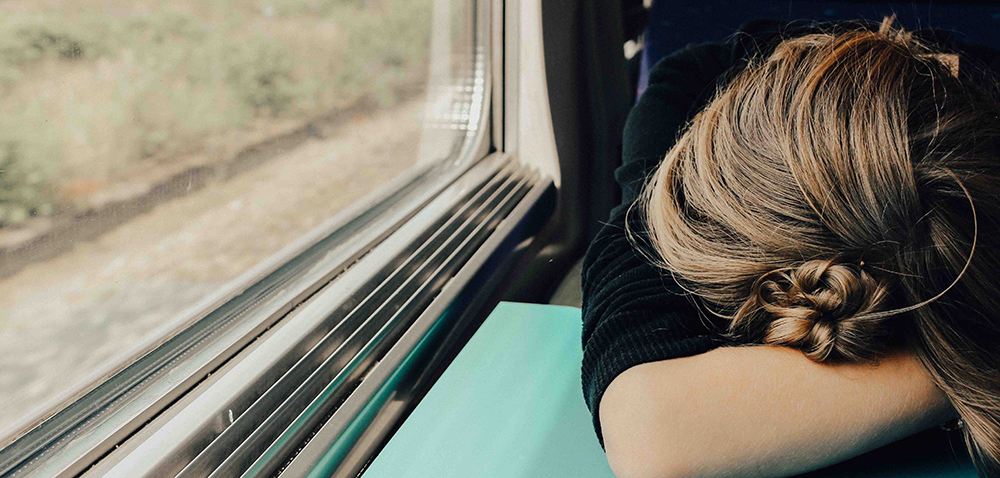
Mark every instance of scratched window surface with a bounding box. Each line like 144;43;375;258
0;0;480;436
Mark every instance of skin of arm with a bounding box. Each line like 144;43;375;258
599;345;956;478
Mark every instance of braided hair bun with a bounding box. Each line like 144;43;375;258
732;259;892;362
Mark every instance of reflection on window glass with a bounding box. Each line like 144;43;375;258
0;0;481;436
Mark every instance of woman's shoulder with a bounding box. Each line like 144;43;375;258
620;19;798;202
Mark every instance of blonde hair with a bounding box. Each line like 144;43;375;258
638;18;1000;474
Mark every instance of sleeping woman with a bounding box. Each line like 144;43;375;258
581;18;1000;478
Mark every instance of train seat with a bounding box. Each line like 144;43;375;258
638;2;1000;95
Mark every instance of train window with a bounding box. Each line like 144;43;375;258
0;0;526;475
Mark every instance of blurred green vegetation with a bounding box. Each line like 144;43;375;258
0;142;52;227
0;0;432;228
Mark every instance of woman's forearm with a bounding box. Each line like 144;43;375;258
599;346;955;478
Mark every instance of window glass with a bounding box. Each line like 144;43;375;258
0;0;483;435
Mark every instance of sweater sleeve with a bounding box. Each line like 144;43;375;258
580;18;825;447
580;40;740;448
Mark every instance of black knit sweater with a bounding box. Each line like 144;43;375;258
579;19;1000;447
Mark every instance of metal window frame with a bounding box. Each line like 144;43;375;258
91;152;553;478
0;0;595;473
0;0;527;476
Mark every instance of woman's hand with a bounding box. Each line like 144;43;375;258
599;345;956;478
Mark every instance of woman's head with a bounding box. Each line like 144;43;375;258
639;18;1000;473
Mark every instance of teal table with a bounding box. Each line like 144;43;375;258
363;302;976;478
364;302;615;478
